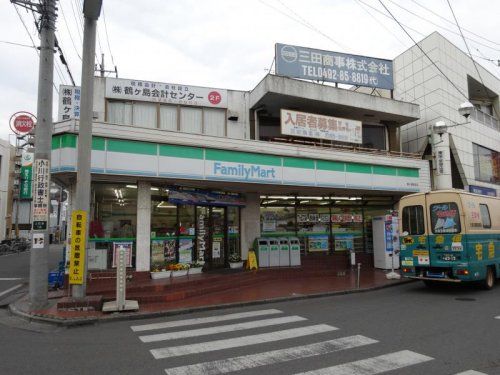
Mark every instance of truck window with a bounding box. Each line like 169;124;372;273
479;204;491;228
402;205;424;235
430;202;461;234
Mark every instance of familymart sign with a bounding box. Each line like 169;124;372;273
51;134;422;192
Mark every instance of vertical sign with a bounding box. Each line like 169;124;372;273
20;152;34;199
32;159;50;230
69;210;87;284
116;247;126;310
58;85;81;121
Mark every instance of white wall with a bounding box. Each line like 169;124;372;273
0;139;13;240
394;32;500;192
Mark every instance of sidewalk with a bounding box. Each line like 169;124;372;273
9;262;410;325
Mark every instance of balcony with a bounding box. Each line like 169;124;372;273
470;108;499;131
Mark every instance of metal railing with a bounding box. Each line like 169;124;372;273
470;108;499;131
263;137;422;159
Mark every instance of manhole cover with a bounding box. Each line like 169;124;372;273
455;297;476;301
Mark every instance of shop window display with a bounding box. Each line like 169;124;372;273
331;207;363;252
260;206;295;235
296;205;331;253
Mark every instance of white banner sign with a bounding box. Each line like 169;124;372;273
32;159;50;230
58;85;81;121
280;109;362;144
105;77;228;108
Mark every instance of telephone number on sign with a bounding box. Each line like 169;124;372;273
301;65;370;84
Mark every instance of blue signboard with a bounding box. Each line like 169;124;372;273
469;185;497;197
275;43;394;90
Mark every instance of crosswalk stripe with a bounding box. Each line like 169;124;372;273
140;315;307;343
293;350;433;375
454;371;488;375
150;324;338;359
164;335;378;375
131;309;282;332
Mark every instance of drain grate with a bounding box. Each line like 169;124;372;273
455;297;476;301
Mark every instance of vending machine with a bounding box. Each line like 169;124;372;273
372;215;400;270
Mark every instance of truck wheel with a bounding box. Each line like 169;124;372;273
482;267;495;290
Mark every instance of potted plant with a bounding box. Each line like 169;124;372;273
229;252;244;269
150;262;171;279
169;263;189;277
188;262;203;275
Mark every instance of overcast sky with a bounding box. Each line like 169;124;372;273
1;0;499;141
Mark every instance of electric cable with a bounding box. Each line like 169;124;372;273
59;0;82;60
102;6;116;67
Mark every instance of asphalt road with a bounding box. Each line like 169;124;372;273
0;245;63;305
1;277;500;375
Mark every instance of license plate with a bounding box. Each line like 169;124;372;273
426;271;445;278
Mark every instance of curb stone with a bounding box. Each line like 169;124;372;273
9;279;414;327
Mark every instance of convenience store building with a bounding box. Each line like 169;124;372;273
52;68;430;271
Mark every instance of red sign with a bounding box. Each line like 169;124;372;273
208;91;222;105
10;111;36;135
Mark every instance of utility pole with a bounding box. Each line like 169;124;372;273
72;0;102;299
13;0;58;311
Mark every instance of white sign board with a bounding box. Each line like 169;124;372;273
105;77;228;108
58;85;81;121
280;109;362;144
32;233;45;249
32;159;50;230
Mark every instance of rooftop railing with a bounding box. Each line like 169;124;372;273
470;108;499;131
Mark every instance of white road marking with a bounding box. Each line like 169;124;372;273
0;284;23;298
140;315;307;343
151;324;338;359
293;350;433;375
131;309;282;332
493;316;500;319
454;371;488;375
0;278;23;281
164;335;378;375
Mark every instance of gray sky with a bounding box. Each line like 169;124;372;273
1;0;499;141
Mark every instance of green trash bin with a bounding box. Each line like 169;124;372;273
289;237;301;266
278;237;290;267
268;238;280;267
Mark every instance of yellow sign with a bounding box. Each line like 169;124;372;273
246;250;258;270
488;242;495;259
403;237;414;245
418;236;427;245
435;235;444;244
452;234;462;243
475;243;483;261
413;250;429;257
69;210;87;285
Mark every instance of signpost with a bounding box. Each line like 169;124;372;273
10;111;36;135
275;43;394;90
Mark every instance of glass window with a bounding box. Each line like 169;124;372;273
180;107;203;134
108;101;132;125
151;189;177;237
159;105;178;131
430;202;461;234
331;207;363;252
297;206;331;253
227;206;240;259
479;204;491;228
203;108;226;137
133;102;157;128
402;205;425;235
260;206;295;235
473;143;500;185
362;124;386;150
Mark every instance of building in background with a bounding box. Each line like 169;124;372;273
0;138;14;241
52;63;431;272
393;32;499;196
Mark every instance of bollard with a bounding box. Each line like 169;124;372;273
356;263;361;289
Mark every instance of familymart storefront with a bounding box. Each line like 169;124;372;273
51;132;430;272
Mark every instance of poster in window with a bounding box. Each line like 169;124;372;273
308;235;329;252
179;238;193;264
212;239;221;258
151;240;165;263
431;203;460;234
164;239;176;262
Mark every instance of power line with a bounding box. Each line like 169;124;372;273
386;0;500;53
12;4;59;94
410;0;500;48
59;0;82;60
446;0;498;119
102;6;116;67
0;40;36;49
377;0;469;102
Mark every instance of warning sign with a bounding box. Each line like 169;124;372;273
69;210;87;285
246;250;258;270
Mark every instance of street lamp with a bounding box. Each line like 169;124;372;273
431;101;474;190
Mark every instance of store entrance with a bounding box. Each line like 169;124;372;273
196;206;227;268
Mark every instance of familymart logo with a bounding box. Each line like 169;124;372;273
213;162;277;180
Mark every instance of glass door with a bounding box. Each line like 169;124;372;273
196;206;209;263
210;207;226;267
